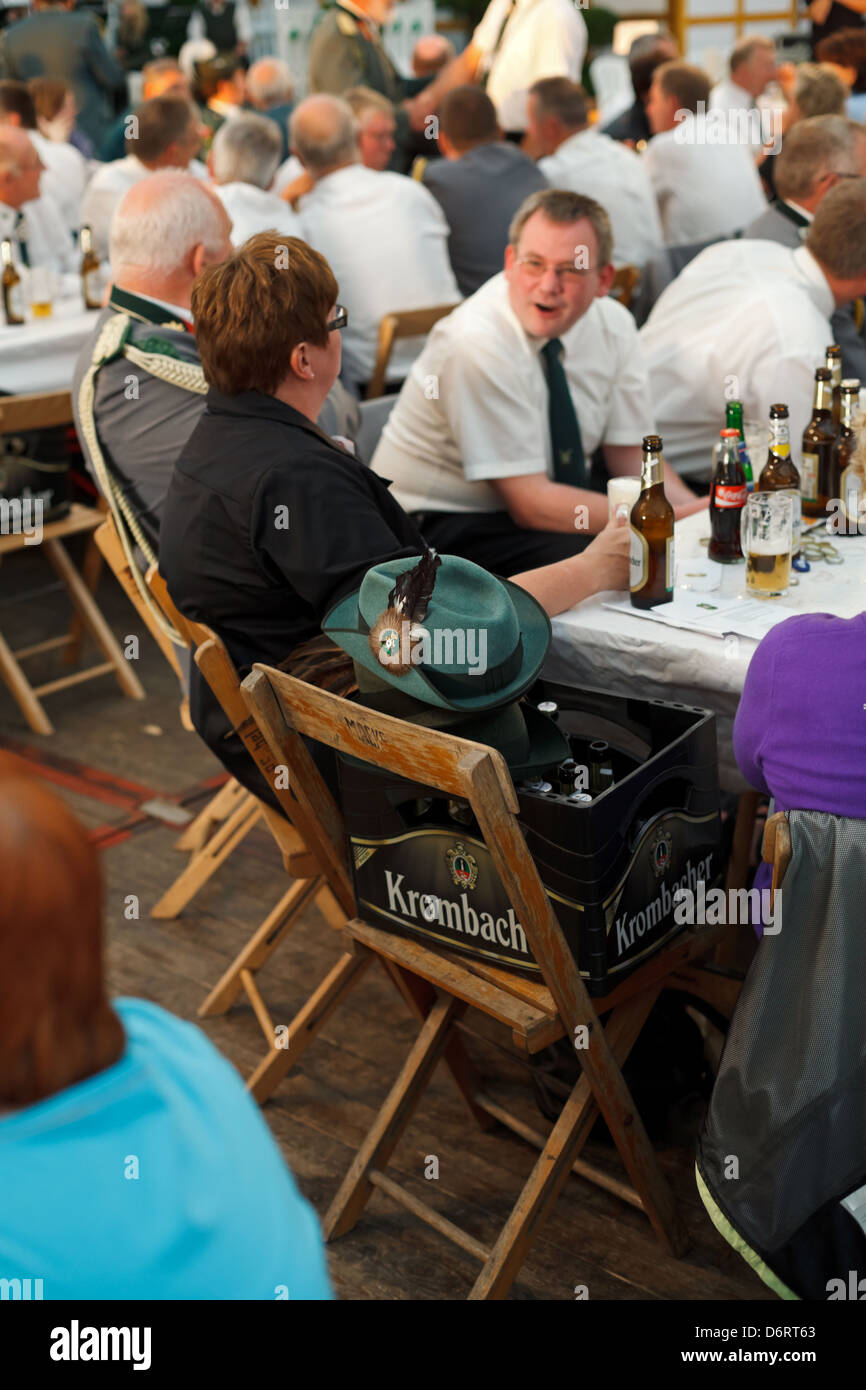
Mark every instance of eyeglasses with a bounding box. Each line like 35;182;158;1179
327;304;348;332
515;254;598;283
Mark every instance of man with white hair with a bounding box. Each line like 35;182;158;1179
291;92;459;392
72;170;359;560
81;95;207;260
245;56;294;161
710;36;778;115
0;124;75;273
209;113;301;245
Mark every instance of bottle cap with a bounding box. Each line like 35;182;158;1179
841;379;860;392
642;434;663;452
769;403;789;418
568;792;593;804
536;701;558;717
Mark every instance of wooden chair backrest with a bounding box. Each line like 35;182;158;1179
241;664;593;1026
366;303;459;400
611;265;640;311
0;390;74;434
95;516;184;684
762;811;792;913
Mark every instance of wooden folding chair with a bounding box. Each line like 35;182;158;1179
366;303;459;400
762;810;791;910
241;664;734;1299
611;264;640;311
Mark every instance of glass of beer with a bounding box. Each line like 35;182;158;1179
607;475;641;522
741;491;793;598
26;266;54;319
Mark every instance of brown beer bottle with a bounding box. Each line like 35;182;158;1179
79;224;101;311
630;434;674;609
801;367;836;517
709;427;747;562
1;238;24;326
829;378;861;533
825;345;842;427
758;404;802;555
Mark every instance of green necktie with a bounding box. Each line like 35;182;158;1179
541;337;586;488
14;211;29;267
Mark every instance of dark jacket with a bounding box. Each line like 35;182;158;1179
602;98;651;147
423;142;548;297
159;389;423;801
0;10;124;147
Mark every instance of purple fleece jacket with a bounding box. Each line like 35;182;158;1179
733;610;866;934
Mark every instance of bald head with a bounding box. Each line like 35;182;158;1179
289;94;359;178
0;125;41;208
109;170;232;307
246;57;294;108
412;34;455;77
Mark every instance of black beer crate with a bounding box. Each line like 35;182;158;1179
338;682;722;997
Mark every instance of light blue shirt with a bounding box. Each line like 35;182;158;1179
0;999;333;1300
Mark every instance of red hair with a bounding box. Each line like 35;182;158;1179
0;754;124;1106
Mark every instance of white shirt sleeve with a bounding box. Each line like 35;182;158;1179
472;0;509;56
439;334;549;482
531;3;587;82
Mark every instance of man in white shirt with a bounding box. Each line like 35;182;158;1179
82;95;207;260
291;94;459;392
644;60;766;244
0;79;86;234
710;36;778;115
371;187;700;574
0;125;75;273
406;0;587;136
639;180;866;479
528;76;662;270
209;113;301;246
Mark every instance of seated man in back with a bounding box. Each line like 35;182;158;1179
72;171;356;566
291;94;460;394
158;231;631;804
643;59;766;243
422;85;547;297
370;187;701;576
245;56;295;162
527;77;662;270
209;112;302;245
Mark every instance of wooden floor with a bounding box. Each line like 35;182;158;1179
0;545;773;1301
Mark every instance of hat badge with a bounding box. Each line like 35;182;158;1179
368;547;441;679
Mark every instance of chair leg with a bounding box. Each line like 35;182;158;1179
324;992;464;1241
198;874;321;1017
43;538;145;701
174;778;243;854
246;948;374;1105
0;625;53;734
64;530;104;666
151;794;262;919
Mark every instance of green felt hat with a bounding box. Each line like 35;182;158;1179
323;553;552;713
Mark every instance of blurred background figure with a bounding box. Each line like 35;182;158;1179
709;35;778;114
344;85;395;170
0;78;85;232
245;56;294;162
114;0;150;75
816;28;866;118
411;33;454;81
99;56;192;163
602;33;678;147
0;754;333;1300
0;124;76;271
29;74;94;159
210;111;302;244
187;0;251;59
195;53;246;147
808;0;866;51
0;0;125;149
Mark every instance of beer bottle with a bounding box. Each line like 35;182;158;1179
1;238;24;326
79;225;101;311
825;345;842;427
758;404;801;555
709;427;747;562
589;740;615;795
829;378;861;534
556;758;578;795
630;434;674;609
801;367;836;518
725;399;754;492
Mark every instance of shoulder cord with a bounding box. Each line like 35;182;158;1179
76;313;207;646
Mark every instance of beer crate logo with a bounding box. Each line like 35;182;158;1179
446;841;478;891
649;824;672;879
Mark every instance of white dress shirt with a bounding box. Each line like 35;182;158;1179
709;77;755;113
212;181;302;247
30;130;87;234
298;163;460;388
473;0;587;133
81;156;209;261
371;271;652;514
643;114;766;244
0;196;76;274
639;241;835;477
273;155;305;194
539;128;663;269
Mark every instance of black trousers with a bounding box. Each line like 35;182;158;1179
414;509;593;578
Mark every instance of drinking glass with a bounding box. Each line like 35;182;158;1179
607;475;641;522
740;491;793;598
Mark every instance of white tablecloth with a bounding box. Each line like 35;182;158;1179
547;510;866;792
0;284;99;394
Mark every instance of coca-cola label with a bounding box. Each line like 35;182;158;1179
713;483;747;508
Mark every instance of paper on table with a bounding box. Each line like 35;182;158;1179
602;591;797;640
